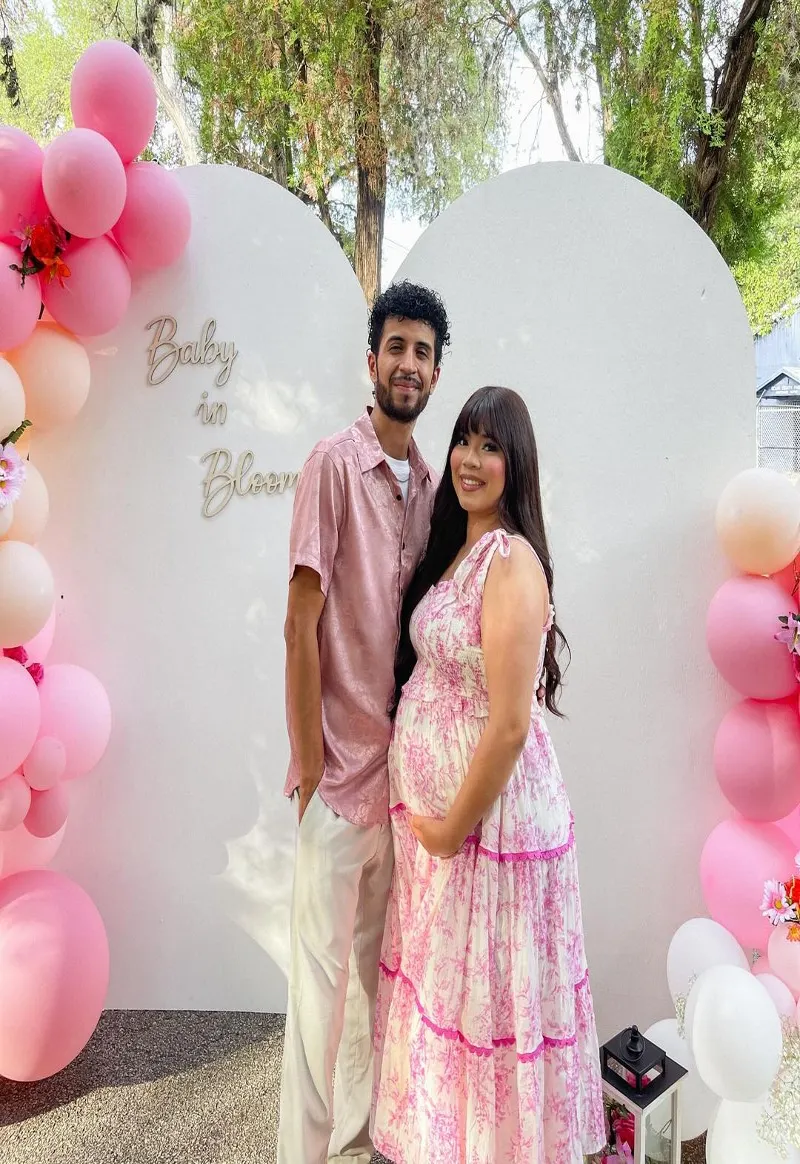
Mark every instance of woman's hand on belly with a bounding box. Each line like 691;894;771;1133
409;812;461;858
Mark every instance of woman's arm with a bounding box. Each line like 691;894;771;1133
410;542;549;857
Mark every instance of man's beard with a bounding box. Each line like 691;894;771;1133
374;374;430;423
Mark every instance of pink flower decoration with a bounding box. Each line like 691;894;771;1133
26;663;44;686
3;645;29;666
776;612;800;654
0;442;26;509
613;1111;636;1153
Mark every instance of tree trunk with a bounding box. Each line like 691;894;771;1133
353;2;387;304
691;0;773;235
498;0;581;162
138;0;201;166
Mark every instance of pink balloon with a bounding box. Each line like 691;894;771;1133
707;576;799;700
0;820;65;878
42;235;131;336
753;957;773;976
24;784;68;839
701;818;798;950
714;700;800;821
768;925;800;994
23;605;56;665
23;736;66;791
115;162;191;270
71;41;157;164
0;126;44;236
0;772;31;831
780;806;800;848
0;658;40;780
42;128;127;239
0;869;108;1080
0;241;41;351
37;664;111;780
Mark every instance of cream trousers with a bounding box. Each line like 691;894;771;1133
277;792;393;1164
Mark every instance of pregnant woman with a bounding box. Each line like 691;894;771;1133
372;386;605;1163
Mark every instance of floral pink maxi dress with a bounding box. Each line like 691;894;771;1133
372;530;605;1164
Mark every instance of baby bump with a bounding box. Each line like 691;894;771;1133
389;695;482;817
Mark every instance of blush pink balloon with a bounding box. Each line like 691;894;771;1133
0;357;25;442
714;700;800;821
768;925;800;994
0;126;44;236
0;658;40;780
43;236;131;336
42;128;126;239
0;820;65;878
71;41;157;164
753;957;773;976
5;321;91;433
707;576;799;700
0;772;31;831
37;664;111;780
701;818;798;950
24;784;68;839
0;540;55;647
114;162;191;270
23;737;66;791
4;462;49;543
0;242;41;351
0;869;109;1080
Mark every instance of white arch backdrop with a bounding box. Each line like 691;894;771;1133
34;162;753;1037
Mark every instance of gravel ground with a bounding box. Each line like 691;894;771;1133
0;1010;706;1164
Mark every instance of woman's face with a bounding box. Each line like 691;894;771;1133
450;428;506;517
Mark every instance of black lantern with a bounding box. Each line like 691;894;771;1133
602;1025;666;1093
600;1026;687;1164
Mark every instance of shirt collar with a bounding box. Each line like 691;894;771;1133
353;408;432;481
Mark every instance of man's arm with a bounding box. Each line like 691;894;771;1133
284;448;344;820
285;566;326;821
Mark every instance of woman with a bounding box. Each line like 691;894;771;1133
372;386;605;1163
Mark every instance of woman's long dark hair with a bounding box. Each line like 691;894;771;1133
392;385;569;716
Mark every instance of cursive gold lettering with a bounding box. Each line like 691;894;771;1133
146;315;180;386
146;316;238;388
201;449;299;518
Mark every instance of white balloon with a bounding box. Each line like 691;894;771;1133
758;973;798;1022
707;1099;800;1164
0;540;54;647
666;917;749;1005
642;1018;718;1154
688;965;783;1101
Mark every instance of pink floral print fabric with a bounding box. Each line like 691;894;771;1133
372;530;606;1164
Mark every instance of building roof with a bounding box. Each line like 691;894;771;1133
757;366;800;398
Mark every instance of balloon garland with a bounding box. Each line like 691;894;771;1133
644;468;800;1163
0;40;191;1081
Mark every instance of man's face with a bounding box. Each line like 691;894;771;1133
368;316;440;423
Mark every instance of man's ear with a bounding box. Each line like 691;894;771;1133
367;348;378;384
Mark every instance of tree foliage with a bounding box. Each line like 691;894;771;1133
174;0;506;296
491;0;800;327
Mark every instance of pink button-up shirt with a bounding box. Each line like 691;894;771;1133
284;410;437;827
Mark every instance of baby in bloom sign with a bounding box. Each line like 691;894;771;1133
144;314;299;518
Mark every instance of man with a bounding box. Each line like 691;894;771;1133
277;281;451;1164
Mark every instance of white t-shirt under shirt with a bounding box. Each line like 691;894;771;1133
385;453;411;502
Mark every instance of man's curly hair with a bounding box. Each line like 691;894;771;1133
368;281;451;367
